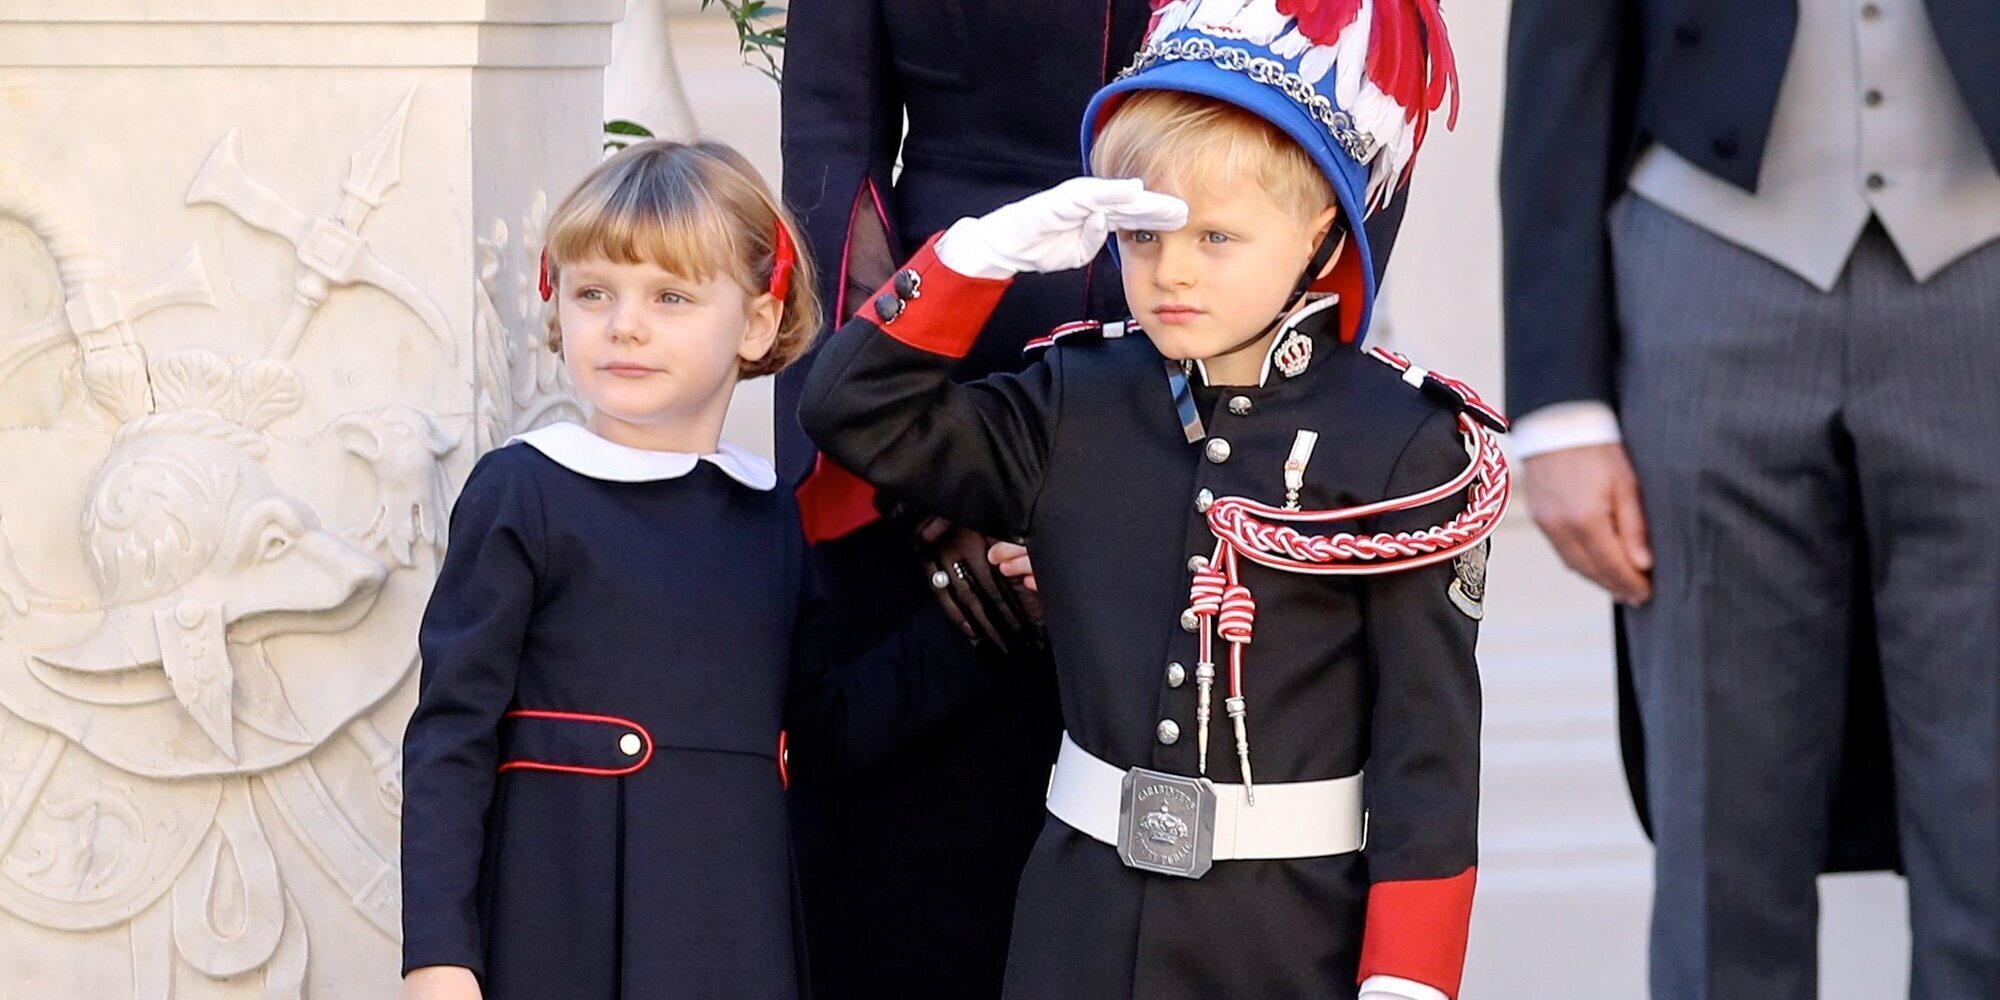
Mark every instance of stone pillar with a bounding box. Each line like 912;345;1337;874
0;3;618;995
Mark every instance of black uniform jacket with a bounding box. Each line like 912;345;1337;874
799;242;1486;1000
400;440;994;999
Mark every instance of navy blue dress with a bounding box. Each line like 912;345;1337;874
401;426;993;999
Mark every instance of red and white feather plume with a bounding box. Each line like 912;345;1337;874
1147;0;1459;208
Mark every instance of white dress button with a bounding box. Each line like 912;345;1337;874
618;733;643;757
1156;719;1181;745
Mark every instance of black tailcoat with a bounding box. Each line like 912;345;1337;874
1494;0;1959;872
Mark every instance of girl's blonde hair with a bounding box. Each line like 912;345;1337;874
1090;90;1336;222
542;140;821;379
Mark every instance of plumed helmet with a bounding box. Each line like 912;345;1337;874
1083;0;1460;343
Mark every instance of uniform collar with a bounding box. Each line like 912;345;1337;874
509;421;777;491
1190;294;1341;389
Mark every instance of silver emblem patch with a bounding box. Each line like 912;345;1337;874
1274;328;1313;378
1448;541;1489;620
1117;767;1217;878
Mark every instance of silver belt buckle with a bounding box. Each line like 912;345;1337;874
1117;766;1217;879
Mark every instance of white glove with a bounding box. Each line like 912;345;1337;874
934;177;1189;279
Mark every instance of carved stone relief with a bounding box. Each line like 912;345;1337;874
0;86;502;997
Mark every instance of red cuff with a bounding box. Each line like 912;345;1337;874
1357;866;1477;998
863;233;1012;359
796;454;879;544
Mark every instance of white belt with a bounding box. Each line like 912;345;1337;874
1046;732;1364;870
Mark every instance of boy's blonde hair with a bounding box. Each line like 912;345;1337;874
1090;91;1336;222
542;140;821;379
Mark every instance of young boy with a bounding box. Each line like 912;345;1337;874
799;2;1507;998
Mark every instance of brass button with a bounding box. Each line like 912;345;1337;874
1205;438;1232;464
1227;395;1252;416
1166;662;1187;688
1195;488;1214;513
618;733;643;757
1187;554;1209;573
1156;719;1181;746
1179;608;1200;632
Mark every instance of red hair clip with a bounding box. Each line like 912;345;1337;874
770;219;796;301
538;247;553;302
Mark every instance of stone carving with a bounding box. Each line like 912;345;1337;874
0;88;460;996
185;85;453;362
473;190;585;453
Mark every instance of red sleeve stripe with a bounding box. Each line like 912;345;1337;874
1357;866;1477;998
864;235;1012;359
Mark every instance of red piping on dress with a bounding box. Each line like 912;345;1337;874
497;709;655;777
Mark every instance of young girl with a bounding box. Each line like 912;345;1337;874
399;140;995;1000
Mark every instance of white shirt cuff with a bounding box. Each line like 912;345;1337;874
1509;400;1623;459
1359;974;1452;1000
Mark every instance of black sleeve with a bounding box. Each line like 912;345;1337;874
797;292;1064;542
776;0;905;484
1352;410;1484;990
399;452;541;978
1498;0;1639;419
782;560;998;781
1361;409;1482;884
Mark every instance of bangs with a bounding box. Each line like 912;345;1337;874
544;149;741;282
1092;91;1334;218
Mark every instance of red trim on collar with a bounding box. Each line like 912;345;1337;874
497;709;655;777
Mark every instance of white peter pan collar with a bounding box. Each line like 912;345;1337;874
509;421;777;491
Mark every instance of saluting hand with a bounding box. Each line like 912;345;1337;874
935;176;1188;279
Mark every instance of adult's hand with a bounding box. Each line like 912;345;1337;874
1523;443;1654;605
912;516;1042;654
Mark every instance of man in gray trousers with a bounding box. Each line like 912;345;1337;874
1500;0;2000;997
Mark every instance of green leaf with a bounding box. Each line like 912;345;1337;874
604;119;656;138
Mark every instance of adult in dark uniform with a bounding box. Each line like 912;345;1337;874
800;2;1501;997
776;4;1152;998
1503;0;2000;995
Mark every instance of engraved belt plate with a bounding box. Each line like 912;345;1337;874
1117;766;1217;879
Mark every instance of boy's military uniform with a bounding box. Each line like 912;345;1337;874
802;4;1499;995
